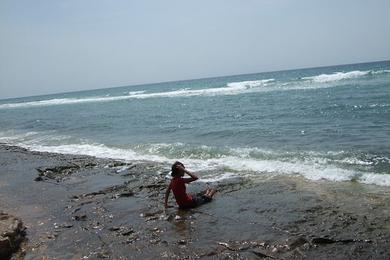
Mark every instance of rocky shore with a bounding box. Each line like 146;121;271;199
0;144;389;259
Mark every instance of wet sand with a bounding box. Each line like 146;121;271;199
0;144;389;259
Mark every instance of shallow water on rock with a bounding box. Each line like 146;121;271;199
1;145;389;259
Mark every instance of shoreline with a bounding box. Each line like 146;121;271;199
0;144;389;259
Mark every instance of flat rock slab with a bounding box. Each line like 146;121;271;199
0;144;389;259
0;212;26;259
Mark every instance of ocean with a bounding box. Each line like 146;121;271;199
1;61;389;186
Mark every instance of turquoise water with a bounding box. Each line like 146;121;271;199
1;61;389;185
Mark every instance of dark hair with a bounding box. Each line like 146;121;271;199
171;161;184;176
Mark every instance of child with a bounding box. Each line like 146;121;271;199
164;161;216;209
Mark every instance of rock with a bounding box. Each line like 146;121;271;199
251;249;276;259
46;233;57;239
150;238;160;244
83;162;97;168
0;212;26;259
311;237;336;244
72;207;81;213
106;161;129;168
54;223;73;229
73;214;87;221
83;191;106;197
109;226;120;232
125;233;139;244
112;191;134;199
36;164;80;181
34;176;44;181
145;216;159;222
287;236;308;249
164;214;174;221
118;191;134;197
178;240;187;245
96;251;110;258
108;226;135;236
311;237;371;245
121;228;135;236
141;210;163;218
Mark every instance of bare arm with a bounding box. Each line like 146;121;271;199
183;168;198;183
164;185;171;208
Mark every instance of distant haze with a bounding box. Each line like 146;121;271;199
1;0;390;99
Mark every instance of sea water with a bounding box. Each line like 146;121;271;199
1;61;389;186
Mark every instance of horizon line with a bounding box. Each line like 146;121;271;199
1;58;389;101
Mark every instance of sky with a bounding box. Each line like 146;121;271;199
0;0;389;99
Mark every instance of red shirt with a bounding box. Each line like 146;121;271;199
170;177;193;208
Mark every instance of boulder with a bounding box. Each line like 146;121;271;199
0;212;26;259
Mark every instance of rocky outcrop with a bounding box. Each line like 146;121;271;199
0;212;26;259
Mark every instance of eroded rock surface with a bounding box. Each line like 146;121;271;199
0;212;26;259
0;144;389;259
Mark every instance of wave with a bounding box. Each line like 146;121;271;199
0;95;140;109
226;79;275;88
1;131;389;186
126;79;275;99
0;79;275;109
302;71;369;83
0;68;388;110
302;69;390;83
371;69;390;75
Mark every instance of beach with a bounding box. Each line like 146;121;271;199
1;144;389;259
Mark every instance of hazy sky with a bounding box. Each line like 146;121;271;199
1;0;389;99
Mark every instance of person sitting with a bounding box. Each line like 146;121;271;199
164;161;216;209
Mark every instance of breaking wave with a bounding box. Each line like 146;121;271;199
0;96;133;109
0;69;388;110
302;69;390;83
1;131;389;186
226;79;275;88
0;79;275;109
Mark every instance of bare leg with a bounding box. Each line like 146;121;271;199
208;188;216;197
204;188;217;198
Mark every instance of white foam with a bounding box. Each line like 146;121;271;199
302;70;369;83
21;144;390;186
369;103;390;108
337;158;373;166
0;79;275;109
128;91;146;95
1;131;389;187
203;156;357;182
147;147;375;184
1;68;389;110
27;143;167;163
0;130;74;146
28;141;390;186
360;173;390;186
198;172;240;183
0;131;42;143
226;79;275;88
0;95;140;109
371;69;390;75
128;79;274;99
